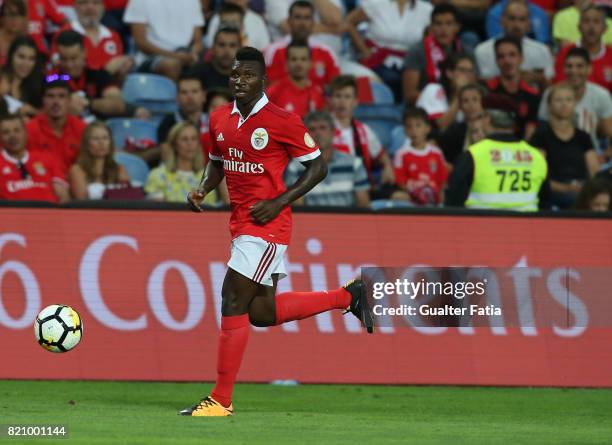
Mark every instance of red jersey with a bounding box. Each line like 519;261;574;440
104;0;128;9
393;142;448;204
28;0;66;54
555;43;612;91
267;77;325;118
53;21;123;70
0;149;64;202
264;37;340;89
26;114;86;179
208;95;321;244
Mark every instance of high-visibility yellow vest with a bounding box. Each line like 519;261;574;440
465;138;547;211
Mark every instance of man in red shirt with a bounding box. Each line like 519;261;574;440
555;6;612;92
0;113;69;202
53;0;133;77
264;0;340;89
267;39;325;118
182;47;373;417
26;78;86;178
28;0;66;56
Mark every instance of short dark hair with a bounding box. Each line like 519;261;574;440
566;46;591;65
0;113;22;126
494;35;522;55
178;73;205;90
575;178;612;211
205;88;233;112
580;5;606;22
43;78;70;94
56;30;85;49
459;83;486;100
304;110;334;129
432;3;460;23
402;107;430;125
214;25;241;44
219;2;245;17
286;39;311;60
235;46;266;74
289;0;314;16
329;74;357;95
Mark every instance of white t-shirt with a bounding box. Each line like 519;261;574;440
124;0;204;61
475;36;554;80
360;0;432;52
416;84;465;122
205;10;270;50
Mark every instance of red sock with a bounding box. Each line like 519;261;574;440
274;288;352;324
211;314;250;408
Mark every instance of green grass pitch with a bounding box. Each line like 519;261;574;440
1;380;611;445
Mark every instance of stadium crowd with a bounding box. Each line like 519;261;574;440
0;0;610;211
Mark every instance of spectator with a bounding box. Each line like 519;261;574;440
402;3;464;105
539;47;612;153
123;0;204;81
190;27;241;91
476;0;554;89
445;107;549;211
28;0;67;56
0;0;28;66
68;120;130;199
555;6;612;92
328;75;395;195
265;0;339;89
145;122;217;203
26;78;86;178
285;110;370;207
0;113;69;203
0;68;23;114
53;30;142;119
267;39;325;118
206;88;233;113
529;84;600;209
157;75;210;165
392;107;449;205
205;1;270;50
486;0;550;44
485;36;541;139
345;0;433;102
575;177;611;211
448;0;490;43
416;53;478;130
53;0;133;78
5;37;45;116
553;0;612;47
101;0;130;50
437;83;488;165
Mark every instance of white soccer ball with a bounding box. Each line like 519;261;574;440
34;304;83;353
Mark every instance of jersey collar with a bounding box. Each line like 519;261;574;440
1;149;28;165
71;19;113;40
231;94;269;128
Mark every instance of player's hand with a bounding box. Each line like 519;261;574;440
187;189;206;212
250;199;283;225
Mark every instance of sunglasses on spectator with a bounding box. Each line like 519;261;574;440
45;74;71;83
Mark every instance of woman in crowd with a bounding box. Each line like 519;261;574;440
69;121;130;200
145;122;218;204
0;0;28;66
575;178;611;212
4;36;45;116
529;84;601;209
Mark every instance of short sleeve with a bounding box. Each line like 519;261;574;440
123;0;147;24
538;88;550;121
393;147;409;186
416;84;448;119
528;123;548;151
279;114;321;162
576;129;594;152
597;90;612;118
403;43;425;71
353;157;370;191
144;167;166;199
207;112;223;161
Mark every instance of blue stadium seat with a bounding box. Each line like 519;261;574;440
122;73;177;117
354;104;401;122
389;125;408;156
370;199;414;211
107;118;158;150
114;152;150;186
370;81;394;105
362;119;396;149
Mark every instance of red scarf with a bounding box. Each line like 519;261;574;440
333;119;375;181
362;39;406;70
424;35;461;83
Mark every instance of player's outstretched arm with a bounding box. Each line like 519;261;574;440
187;160;225;212
251;156;327;224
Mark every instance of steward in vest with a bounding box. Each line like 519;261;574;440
445;108;549;211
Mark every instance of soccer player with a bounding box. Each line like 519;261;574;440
182;47;373;417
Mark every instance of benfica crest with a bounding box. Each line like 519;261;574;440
251;128;269;150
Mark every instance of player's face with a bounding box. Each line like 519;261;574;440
590;192;611;211
178;80;205;114
0;118;25;155
404;118;430;145
213;33;241;70
549;87;576;120
175;126;200;161
289;6;314;40
460;89;484;121
307;119;334;151
75;0;104;27
495;43;522;77
502;3;530;39
564;56;591;87
329;86;358;119
579;10;606;45
43;87;70;119
58;44;86;78
11;45;36;80
431;13;459;47
229;60;264;105
286;47;311;80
